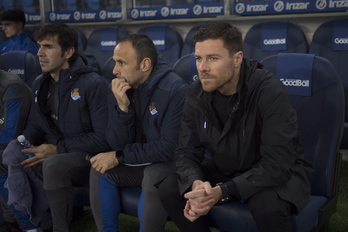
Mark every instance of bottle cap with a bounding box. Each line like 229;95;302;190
17;135;26;143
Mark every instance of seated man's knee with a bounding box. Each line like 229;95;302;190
248;189;291;224
157;173;179;201
43;155;61;183
142;162;175;190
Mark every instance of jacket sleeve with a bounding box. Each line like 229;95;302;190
106;87;137;151
174;93;207;195
59;77;111;154
0;83;31;145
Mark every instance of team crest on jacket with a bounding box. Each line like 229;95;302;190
149;100;158;115
71;88;81;100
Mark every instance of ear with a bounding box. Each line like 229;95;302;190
234;51;243;68
140;57;152;72
64;47;75;60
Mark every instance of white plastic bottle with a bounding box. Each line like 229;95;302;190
17;135;34;158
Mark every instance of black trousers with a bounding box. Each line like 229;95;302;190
158;173;293;232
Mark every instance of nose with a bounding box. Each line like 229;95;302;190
112;64;120;77
197;59;208;73
37;47;43;57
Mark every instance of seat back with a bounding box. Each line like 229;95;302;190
308;18;348;148
244;20;308;61
101;56;115;83
85;26;128;69
137;24;183;67
0;50;42;88
181;23;206;57
261;53;344;198
84;0;100;9
173;52;198;85
24;27;39;43
0;30;7;44
73;27;88;53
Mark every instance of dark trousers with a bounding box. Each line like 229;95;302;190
158;173;293;232
43;152;91;232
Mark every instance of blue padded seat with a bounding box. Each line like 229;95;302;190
19;0;38;12
181;23;206;57
85;26;128;69
72;27;88;53
137;24;183;67
23;27;39;43
173;52;198;85
101;56;115;83
0;30;7;44
243;20;308;61
84;0;100;9
0;50;41;88
308;17;348;149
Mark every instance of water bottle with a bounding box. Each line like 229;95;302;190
17;135;34;158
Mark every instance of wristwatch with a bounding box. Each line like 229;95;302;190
115;150;123;163
216;182;230;203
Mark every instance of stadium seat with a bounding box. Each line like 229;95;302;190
85;26;128;70
137;24;183;67
0;50;41;88
19;0;38;12
84;0;100;9
72;27;88;53
101;56;115;83
308;17;348;149
243;20;308;61
173;52;198;85
207;53;344;232
0;30;7;44
181;23;206;57
24;27;39;43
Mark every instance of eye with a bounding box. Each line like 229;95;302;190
195;57;202;62
210;57;218;61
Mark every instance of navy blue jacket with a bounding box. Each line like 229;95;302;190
0;70;31;145
24;55;110;154
107;57;188;164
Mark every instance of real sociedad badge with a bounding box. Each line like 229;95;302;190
71;88;81;100
149;100;158;115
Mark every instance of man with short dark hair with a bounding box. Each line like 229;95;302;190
1;22;110;232
157;21;313;232
0;9;37;54
89;34;188;231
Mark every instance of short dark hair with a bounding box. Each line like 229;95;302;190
0;9;26;27
36;23;79;66
193;21;243;55
117;34;158;67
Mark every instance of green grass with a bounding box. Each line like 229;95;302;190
72;161;348;232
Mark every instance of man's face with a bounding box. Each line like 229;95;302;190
112;41;145;88
195;39;241;95
37;35;70;80
1;20;22;38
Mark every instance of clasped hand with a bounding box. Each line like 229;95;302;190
183;180;221;222
21;144;58;168
90;151;120;174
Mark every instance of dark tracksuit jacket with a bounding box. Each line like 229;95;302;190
0;70;31;147
107;57;189;164
23;55;110;154
175;58;313;213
